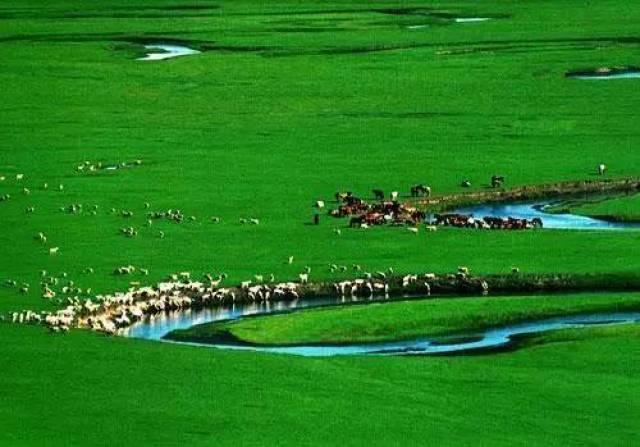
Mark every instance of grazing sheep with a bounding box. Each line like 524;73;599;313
239;218;248;224
25;206;35;214
352;264;361;271
333;228;341;236
49;247;59;255
461;180;471;188
316;200;325;209
42;183;48;189
407;227;419;234
16;174;24;180
158;231;165;239
211;216;221;223
288;256;294;264
249;218;260;225
390;191;399;201
58;184;64;191
23;188;30;195
254;275;264;283
425;225;437;232
511;267;520;274
299;273;308;284
458;266;469;275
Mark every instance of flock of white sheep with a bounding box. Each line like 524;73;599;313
8;264;492;335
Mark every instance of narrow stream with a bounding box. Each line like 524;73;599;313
452;200;640;230
122;296;640;357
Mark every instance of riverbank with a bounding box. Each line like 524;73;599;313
165;292;640;346
418;177;640;211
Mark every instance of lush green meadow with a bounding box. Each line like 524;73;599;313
2;0;640;444
549;194;640;222
175;292;640;344
1;322;639;446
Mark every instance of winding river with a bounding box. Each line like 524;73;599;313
138;44;201;61
123;296;640;357
570;71;640;80
122;198;640;355
453;200;640;230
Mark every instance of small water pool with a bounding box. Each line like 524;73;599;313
138;44;201;61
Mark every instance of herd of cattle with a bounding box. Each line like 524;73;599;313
432;214;543;230
327;184;544;230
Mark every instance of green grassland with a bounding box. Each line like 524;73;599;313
2;0;640;444
2;0;640;313
1;321;639;446
547;194;640;222
171;292;640;344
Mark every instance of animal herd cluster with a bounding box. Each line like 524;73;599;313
431;214;544;230
8;266;494;335
330;190;427;228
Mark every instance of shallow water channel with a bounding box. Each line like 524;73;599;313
570;71;640;80
123;297;640;357
137;44;201;61
452;200;640;230
123;197;640;355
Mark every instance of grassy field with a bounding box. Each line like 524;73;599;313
548;194;640;222
2;0;640;313
2;0;640;444
1;321;639;446
170;292;640;344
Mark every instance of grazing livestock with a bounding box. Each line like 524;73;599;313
16;174;24;180
390;191;399;201
288;256;294;264
410;184;431;197
407;227;419;234
491;175;505;188
597;164;607;175
49;247;59;255
315;200;325;209
211;216;221;223
299;273;308;284
461;180;472;188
